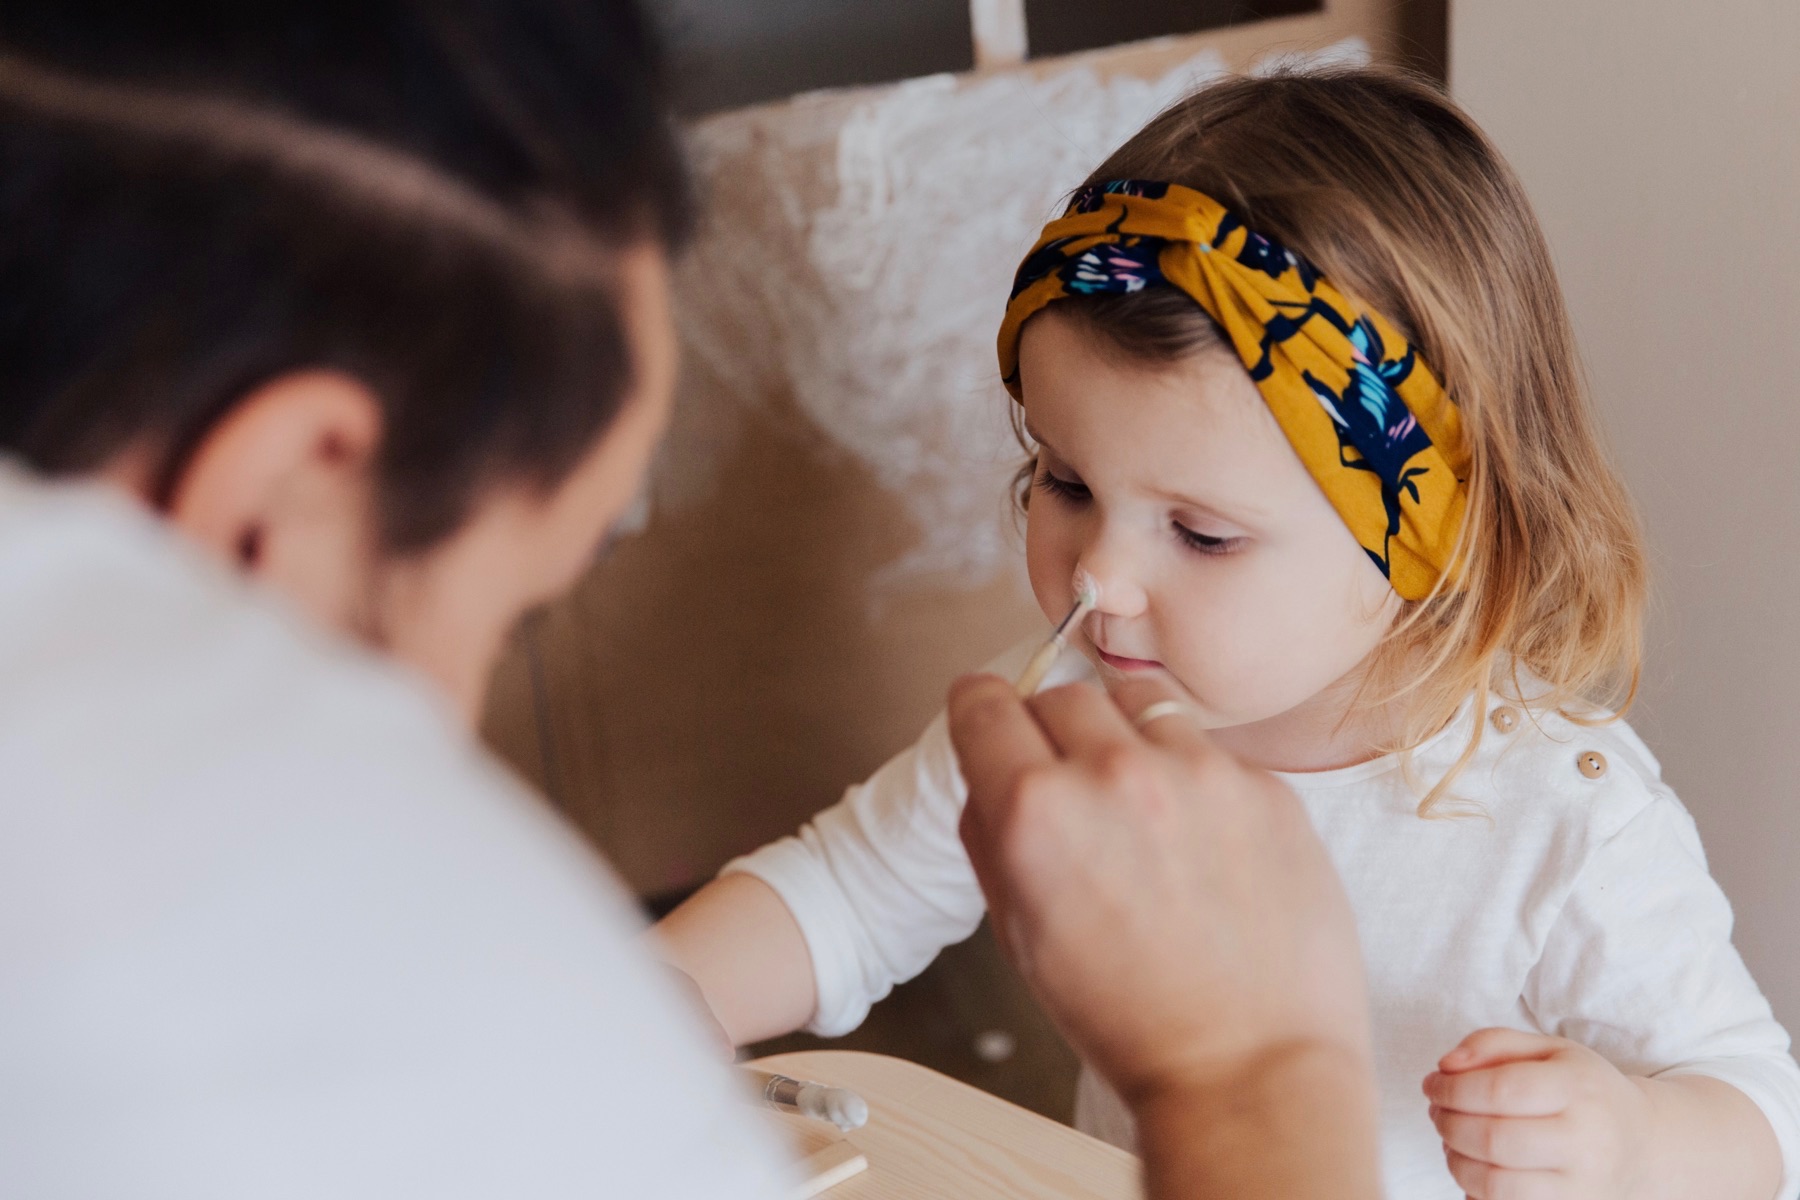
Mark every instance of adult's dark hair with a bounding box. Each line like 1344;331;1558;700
0;0;691;551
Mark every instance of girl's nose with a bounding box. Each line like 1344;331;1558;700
1075;548;1148;620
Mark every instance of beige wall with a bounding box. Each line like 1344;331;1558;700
1453;2;1800;1026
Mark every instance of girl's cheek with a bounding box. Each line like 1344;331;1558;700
1023;508;1079;623
1159;573;1290;716
1144;576;1221;678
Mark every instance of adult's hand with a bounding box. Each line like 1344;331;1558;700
948;672;1382;1200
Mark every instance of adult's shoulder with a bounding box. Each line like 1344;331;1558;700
0;469;784;1198
0;464;536;857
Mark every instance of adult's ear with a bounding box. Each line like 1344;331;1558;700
165;370;385;632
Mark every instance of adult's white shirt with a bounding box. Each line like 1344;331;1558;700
0;463;786;1199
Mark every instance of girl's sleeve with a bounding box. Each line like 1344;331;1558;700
720;711;985;1036
1524;787;1800;1196
717;636;1085;1038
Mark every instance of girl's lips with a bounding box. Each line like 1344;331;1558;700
1097;648;1164;672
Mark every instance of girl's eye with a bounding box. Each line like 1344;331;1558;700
1174;522;1243;556
1035;467;1091;503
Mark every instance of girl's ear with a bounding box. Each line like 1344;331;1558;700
164;369;386;630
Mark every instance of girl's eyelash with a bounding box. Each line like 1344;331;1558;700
1038;467;1243;558
1173;523;1241;556
1034;467;1090;502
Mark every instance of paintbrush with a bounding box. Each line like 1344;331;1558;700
1014;570;1100;697
747;1069;869;1132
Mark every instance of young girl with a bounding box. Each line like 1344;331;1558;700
655;68;1800;1198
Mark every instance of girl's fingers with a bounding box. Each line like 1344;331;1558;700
1430;1106;1573;1170
1441;1026;1566;1072
1423;1058;1572;1117
1444;1148;1565;1200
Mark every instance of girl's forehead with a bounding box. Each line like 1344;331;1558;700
1018;313;1308;514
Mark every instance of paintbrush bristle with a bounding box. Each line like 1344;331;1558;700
1072;568;1100;611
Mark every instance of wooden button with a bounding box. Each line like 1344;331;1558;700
1577;750;1608;779
1490;705;1520;734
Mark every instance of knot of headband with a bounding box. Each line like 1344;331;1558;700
997;180;1468;601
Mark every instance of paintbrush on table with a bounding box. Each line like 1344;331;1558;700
747;1069;869;1131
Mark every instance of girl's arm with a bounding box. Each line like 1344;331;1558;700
653;873;817;1047
650;705;995;1047
650;640;1075;1051
1634;1073;1783;1200
1431;788;1799;1199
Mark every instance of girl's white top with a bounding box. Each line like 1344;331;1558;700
727;636;1800;1200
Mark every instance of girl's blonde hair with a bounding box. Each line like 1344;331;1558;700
1030;67;1646;812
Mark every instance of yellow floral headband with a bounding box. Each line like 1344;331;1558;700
997;180;1468;601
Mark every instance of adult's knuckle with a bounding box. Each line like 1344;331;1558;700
1167;744;1213;785
1096;745;1156;792
966;689;1017;733
949;689;1012;751
1176;740;1225;783
1011;765;1063;819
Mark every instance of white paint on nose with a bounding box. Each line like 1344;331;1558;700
1072;567;1101;611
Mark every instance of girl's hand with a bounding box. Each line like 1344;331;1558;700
1423;1028;1653;1199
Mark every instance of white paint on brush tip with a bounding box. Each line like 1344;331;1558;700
798;1082;869;1132
1072;568;1100;611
